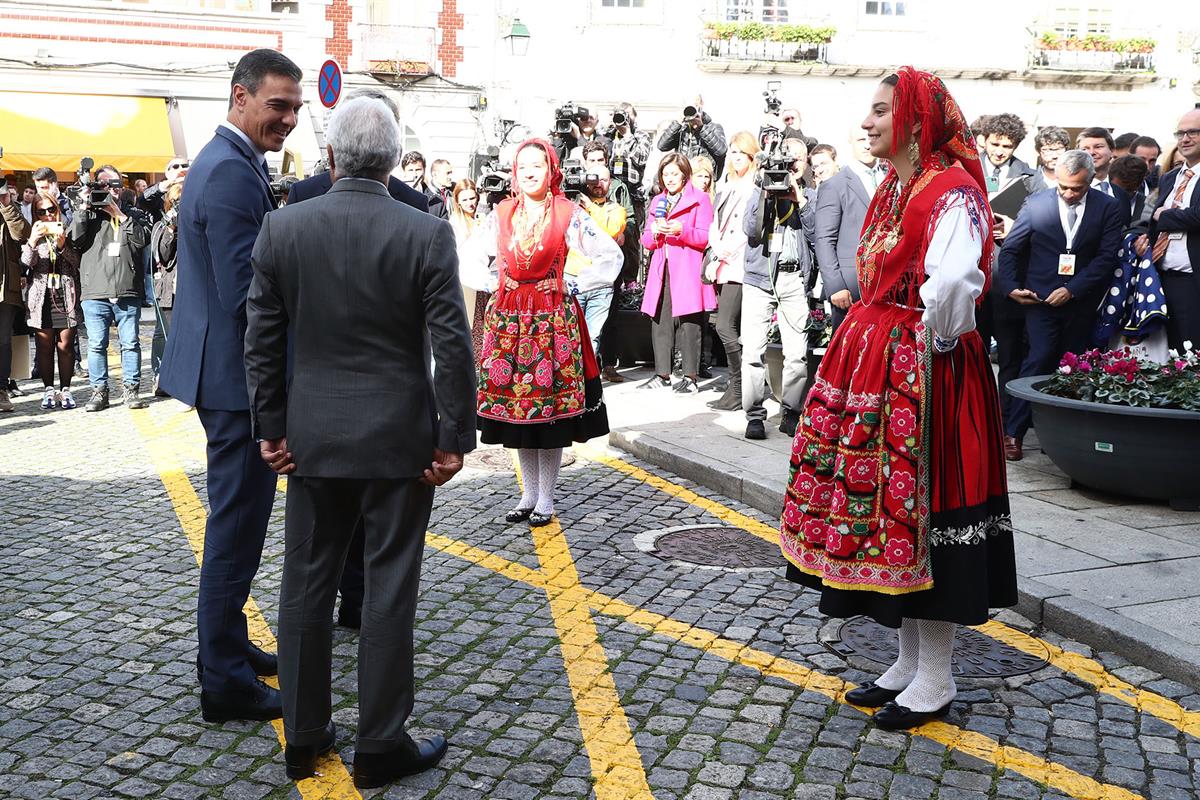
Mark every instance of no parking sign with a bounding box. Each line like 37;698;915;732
317;59;342;109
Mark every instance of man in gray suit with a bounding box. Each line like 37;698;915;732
243;97;476;789
814;129;887;331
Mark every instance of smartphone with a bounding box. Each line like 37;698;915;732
44;222;64;237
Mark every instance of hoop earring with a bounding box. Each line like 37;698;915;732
908;140;921;167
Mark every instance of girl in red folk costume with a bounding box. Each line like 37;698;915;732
779;68;1016;730
465;139;622;527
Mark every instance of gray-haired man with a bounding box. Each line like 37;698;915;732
244;97;476;787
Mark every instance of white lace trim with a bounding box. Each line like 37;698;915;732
928;513;1012;547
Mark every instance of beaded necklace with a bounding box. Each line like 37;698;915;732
510;196;550;271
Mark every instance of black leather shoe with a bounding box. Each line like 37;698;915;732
845;682;902;708
285;721;337;780
200;680;283;723
745;419;767;440
337;605;362;630
872;700;952;731
353;734;449;789
248;643;278;677
505;507;533;523
529;511;553;527
779;409;800;437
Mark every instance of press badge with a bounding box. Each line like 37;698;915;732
770;232;784;253
1057;253;1076;276
1168;232;1185;242
107;242;121;258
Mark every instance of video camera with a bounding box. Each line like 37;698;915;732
763;80;782;115
682;105;701;123
64;157;119;209
477;159;513;207
554;102;591;136
561;158;601;200
756;129;794;195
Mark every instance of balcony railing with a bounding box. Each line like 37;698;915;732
1029;33;1156;73
358;24;436;76
699;21;834;65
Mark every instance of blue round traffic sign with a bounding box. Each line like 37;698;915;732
318;59;342;108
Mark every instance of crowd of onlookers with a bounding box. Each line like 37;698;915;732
3;98;1198;464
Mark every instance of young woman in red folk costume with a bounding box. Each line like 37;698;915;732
779;68;1016;730
465;138;622;527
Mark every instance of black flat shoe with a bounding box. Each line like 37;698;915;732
872;700;952;731
529;511;553;527
200;679;282;723
505;507;533;523
845;682;902;708
353;734;449;789
337;605;362;630
248;643;278;677
285;721;337;780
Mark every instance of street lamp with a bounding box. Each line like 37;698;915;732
505;17;531;57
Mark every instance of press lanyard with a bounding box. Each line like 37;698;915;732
1061;202;1084;252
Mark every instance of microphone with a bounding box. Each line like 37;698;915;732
654;197;669;219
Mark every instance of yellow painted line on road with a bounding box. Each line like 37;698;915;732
425;531;1143;800
579;444;1200;742
511;455;653;799
130;404;360;800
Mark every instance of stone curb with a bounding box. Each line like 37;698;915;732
608;426;1200;688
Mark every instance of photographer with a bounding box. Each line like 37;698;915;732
141;158;190;222
149;181;183;396
606;103;653;191
0;177;31;412
69;164;152;411
565;163;627;376
21;191;80;410
657;95;728;175
582;142;636;248
552;104;611;164
741;136;817;440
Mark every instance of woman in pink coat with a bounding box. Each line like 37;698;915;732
639;153;715;393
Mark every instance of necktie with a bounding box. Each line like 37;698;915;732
1067;203;1078;230
992;165;1001;181
1099;180;1111;196
1171;168;1196;208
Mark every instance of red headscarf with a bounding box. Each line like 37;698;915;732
511;137;564;198
888;66;989;197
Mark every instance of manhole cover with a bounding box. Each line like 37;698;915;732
636;525;784;572
829;617;1050;678
465;449;577;472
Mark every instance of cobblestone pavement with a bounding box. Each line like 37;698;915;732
3;340;1200;800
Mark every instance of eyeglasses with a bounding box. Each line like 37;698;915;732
35;206;57;217
167;161;189;171
1174;129;1200;140
1039;145;1066;153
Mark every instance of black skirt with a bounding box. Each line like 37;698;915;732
785;497;1017;629
478;375;609;449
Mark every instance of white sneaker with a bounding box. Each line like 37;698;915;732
41;387;57;410
59;388;76;410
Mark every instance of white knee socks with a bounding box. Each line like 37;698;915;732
894;619;958;712
874;618;919;691
516;449;540;511
535;448;562;515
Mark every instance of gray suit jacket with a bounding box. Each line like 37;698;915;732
244;178;477;479
813;166;870;300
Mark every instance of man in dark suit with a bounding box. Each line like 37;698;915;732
1146;108;1200;351
996;149;1124;461
285;88;429;632
1078;126;1132;227
814;128;884;331
1108;155;1150;232
398;151;447;218
158;49;304;722
244;96;476;788
981;113;1036;193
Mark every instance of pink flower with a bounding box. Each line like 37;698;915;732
884;538;914;566
830;485;847;513
1059;365;1073;375
553;334;572;365
534;359;553;388
793;472;816;498
889;407;917;438
488;359;513;387
888;469;915;501
811;481;834;509
825;531;845;553
517;340;537;366
782;502;802;529
892;344;916;374
802;517;827;545
848;459;875;485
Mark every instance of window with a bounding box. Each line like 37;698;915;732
401;126;421;158
864;1;906;15
725;0;789;21
1049;3;1112;36
602;0;645;6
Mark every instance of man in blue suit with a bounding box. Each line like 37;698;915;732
996;149;1123;461
158;49;304;722
284;87;429;632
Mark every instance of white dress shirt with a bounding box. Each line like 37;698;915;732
1057;194;1087;250
1162;166;1197;274
1091;176;1113;197
919;193;986;342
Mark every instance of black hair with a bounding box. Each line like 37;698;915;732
1113;132;1139;151
1033;126;1071;151
1108;154;1148;191
1129;135;1161;155
400;151;426;169
1077;126;1115;150
229;49;303;110
981;113;1027;146
32;166;58;183
97;164;121;180
882;73;899;87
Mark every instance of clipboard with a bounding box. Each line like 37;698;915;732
989;178;1032;219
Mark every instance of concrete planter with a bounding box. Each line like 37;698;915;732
1006;376;1200;510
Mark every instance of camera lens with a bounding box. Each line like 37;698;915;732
613;111;627;126
683;106;698;119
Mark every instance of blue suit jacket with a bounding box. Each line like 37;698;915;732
996;187;1124;304
158;127;276;410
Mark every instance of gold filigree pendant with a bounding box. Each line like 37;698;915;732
883;229;901;252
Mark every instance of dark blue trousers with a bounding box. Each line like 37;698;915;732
1006;302;1097;440
195;407;277;693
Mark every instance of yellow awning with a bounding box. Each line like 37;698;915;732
0;91;177;175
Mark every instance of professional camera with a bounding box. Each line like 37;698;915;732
561;158;600;199
476;159;513;208
611;110;628;128
270;175;298;206
64;157;118;209
554;102;591;136
756;129;794;195
682;105;700;123
763;80;782;115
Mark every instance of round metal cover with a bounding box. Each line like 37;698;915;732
830;616;1050;678
637;525;785;572
466;449;577;473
